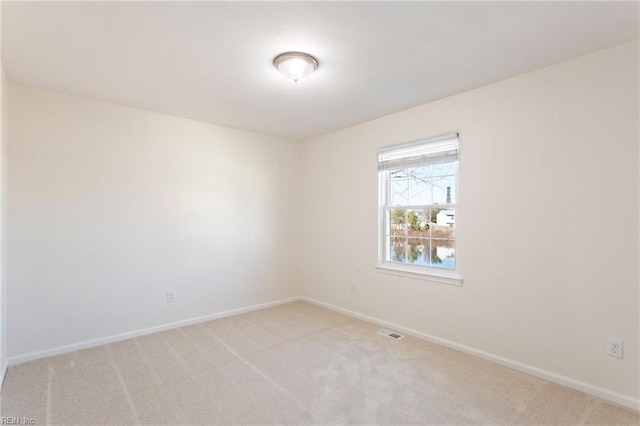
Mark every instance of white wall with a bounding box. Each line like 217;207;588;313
8;84;301;358
0;0;8;381
1;71;7;381
301;41;639;402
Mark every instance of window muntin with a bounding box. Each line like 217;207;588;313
378;135;458;271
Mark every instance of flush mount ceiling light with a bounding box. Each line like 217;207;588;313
273;52;319;84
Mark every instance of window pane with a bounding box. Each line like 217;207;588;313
407;166;433;205
406;162;457;205
431;239;455;269
388;236;407;263
390;209;407;236
431;207;455;269
407;209;430;237
408;238;430;265
431;208;455;232
431;174;456;204
389;169;409;206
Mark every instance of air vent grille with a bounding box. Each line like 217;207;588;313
377;328;404;340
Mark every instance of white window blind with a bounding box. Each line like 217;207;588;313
377;133;459;171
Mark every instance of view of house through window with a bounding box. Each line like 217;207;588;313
378;135;459;270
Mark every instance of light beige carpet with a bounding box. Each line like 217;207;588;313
0;301;638;425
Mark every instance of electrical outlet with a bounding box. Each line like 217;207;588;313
350;284;356;294
166;291;175;303
607;338;623;359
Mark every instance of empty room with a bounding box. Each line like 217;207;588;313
0;1;638;425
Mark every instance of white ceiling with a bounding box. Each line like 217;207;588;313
2;2;638;140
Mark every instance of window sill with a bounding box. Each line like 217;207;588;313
375;263;463;286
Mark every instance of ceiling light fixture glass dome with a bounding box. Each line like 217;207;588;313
273;52;319;84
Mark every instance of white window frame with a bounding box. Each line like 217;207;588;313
376;133;463;286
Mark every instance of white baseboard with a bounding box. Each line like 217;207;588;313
301;296;640;412
7;296;302;367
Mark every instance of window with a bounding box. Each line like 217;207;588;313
377;134;461;285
